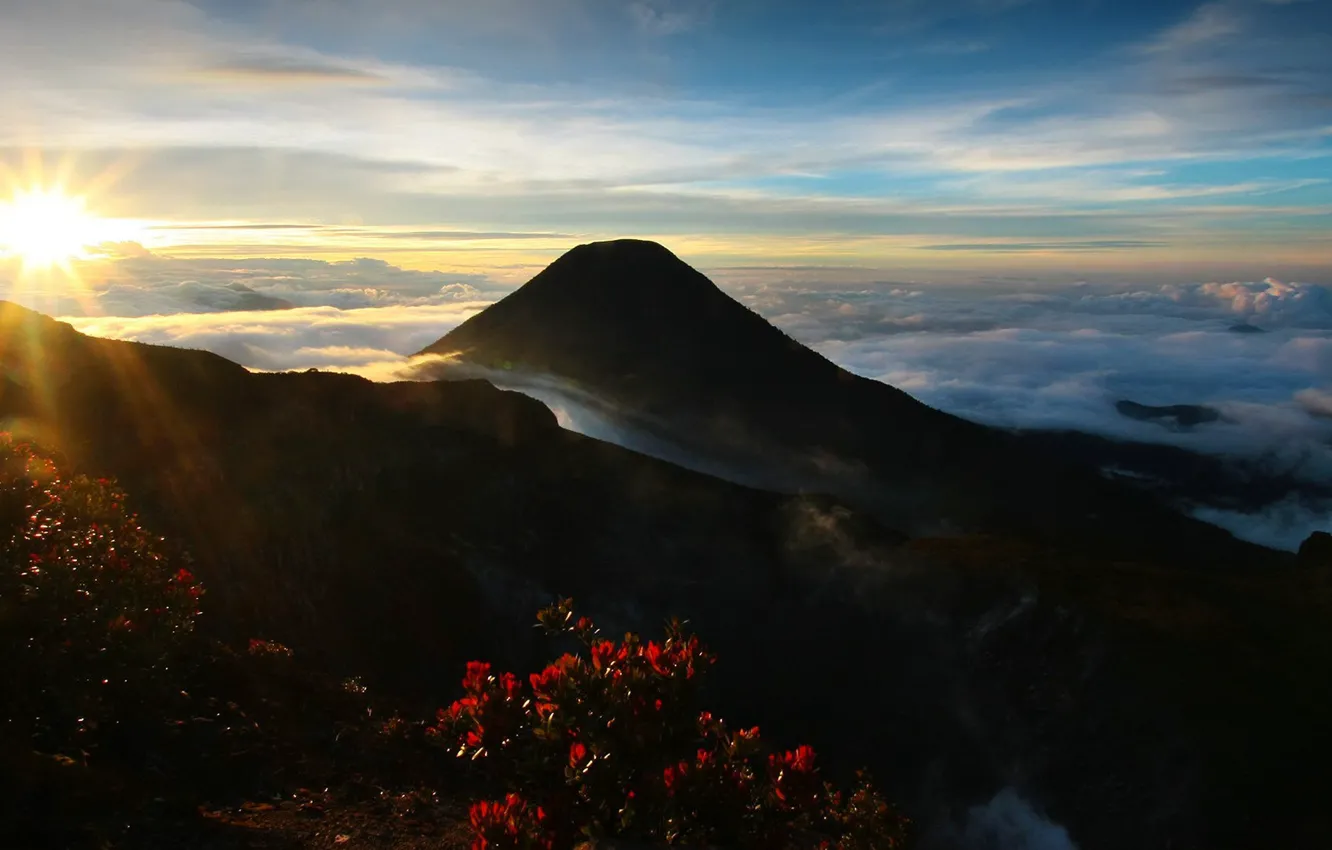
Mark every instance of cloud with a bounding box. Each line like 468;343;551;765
194;55;389;86
1296;387;1332;418
739;278;1332;549
1090;278;1332;329
921;241;1167;253
1;249;512;317
1142;2;1244;54
628;0;711;36
939;788;1078;850
1192;494;1332;552
65;303;485;372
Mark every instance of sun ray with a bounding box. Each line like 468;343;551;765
0;187;99;271
0;150;155;319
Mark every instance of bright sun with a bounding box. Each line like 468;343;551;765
0;188;100;270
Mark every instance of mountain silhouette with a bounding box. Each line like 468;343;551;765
3;294;1329;849
423;239;1262;564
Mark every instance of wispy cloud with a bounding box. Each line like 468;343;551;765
65;303;485;372
0;0;1328;268
1141;1;1244;54
628;0;712;35
192;54;391;86
920;241;1168;253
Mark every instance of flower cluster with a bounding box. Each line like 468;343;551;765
432;661;529;759
469;793;554;850
0;434;204;752
432;599;909;849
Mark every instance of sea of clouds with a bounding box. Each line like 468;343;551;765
736;274;1332;549
5;247;1329;550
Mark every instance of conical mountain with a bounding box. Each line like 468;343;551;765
424;240;1262;562
426;238;927;417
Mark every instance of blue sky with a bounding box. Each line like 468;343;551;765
0;0;1327;277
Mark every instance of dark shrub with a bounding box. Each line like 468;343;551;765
0;435;203;754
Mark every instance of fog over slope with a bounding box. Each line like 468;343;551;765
10;250;1328;549
738;277;1332;549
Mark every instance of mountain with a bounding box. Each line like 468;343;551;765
422;239;1264;565
1229;322;1266;334
1115;399;1222;429
4;298;1332;849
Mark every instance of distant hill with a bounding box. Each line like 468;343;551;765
1115;399;1223;429
423;239;1263;565
1229;322;1266;334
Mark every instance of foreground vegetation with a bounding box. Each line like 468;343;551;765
1;434;908;849
428;598;907;849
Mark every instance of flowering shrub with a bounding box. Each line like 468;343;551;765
0;435;203;753
471;793;555;850
431;599;910;849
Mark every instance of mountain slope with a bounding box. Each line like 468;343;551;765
423;239;1266;564
0;301;899;681
4;301;1330;848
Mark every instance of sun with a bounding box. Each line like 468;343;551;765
0;187;100;270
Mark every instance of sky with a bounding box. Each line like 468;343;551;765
0;0;1329;275
0;0;1330;548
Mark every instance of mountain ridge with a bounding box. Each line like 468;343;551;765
423;240;1273;565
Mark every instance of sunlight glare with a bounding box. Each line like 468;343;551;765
0;188;100;270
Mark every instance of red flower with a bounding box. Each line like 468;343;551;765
530;654;577;694
462;661;492;692
499;671;523;701
663;762;688;795
769;746;822;809
442;695;478;722
788;745;817;773
469;794;552;850
590;640;616;672
644;641;668;674
569;741;588;767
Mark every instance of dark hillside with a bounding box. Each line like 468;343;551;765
4;301;1331;848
